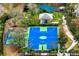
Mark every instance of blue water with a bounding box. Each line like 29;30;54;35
28;26;58;50
3;30;16;45
38;4;58;12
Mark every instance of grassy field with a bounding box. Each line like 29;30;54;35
52;12;64;22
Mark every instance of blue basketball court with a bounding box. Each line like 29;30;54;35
27;26;58;51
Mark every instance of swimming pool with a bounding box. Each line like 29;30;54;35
3;30;17;45
38;4;58;12
27;26;58;51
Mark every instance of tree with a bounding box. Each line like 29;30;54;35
58;32;67;46
3;4;25;18
0;14;9;55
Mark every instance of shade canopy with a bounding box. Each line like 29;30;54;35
39;13;53;20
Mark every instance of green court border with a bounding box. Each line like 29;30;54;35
25;27;30;47
57;26;59;49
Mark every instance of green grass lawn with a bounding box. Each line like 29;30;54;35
23;11;64;25
52;12;64;22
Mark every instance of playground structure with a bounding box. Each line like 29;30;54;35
39;13;53;24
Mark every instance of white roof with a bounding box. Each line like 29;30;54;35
39;13;53;20
59;6;65;10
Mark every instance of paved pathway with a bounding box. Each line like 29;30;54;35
62;16;78;52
